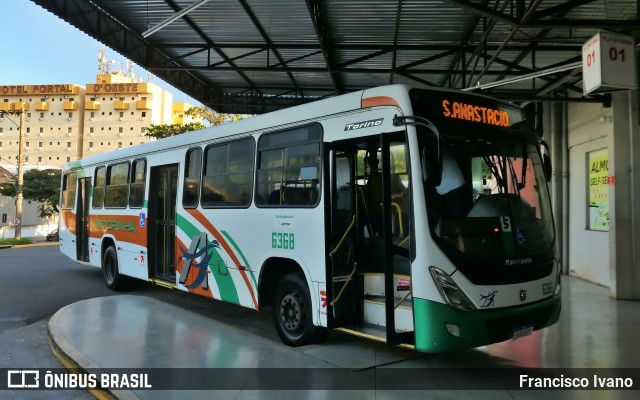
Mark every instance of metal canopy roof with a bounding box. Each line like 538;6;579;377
31;0;640;114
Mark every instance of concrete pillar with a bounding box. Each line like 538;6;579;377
546;101;568;275
609;90;640;300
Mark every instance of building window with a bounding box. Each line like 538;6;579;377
118;142;122;148
68;127;72;133
89;142;93;148
67;157;70;162
90;112;95;118
40;113;44;119
119;127;123;133
141;112;146;118
67;142;71;148
119;112;124;118
90;127;94;133
68;112;73;119
39;127;44;133
38;142;43;148
38;157;42;162
26;128;30;133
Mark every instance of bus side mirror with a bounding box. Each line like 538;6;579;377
421;142;442;186
538;139;552;182
543;153;552;182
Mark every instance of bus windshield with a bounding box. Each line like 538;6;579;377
424;132;554;258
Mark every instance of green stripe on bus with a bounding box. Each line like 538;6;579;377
176;213;240;305
222;230;258;289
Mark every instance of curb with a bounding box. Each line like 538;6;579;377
0;242;59;249
48;303;139;400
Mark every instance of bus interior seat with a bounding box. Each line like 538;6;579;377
266;189;282;205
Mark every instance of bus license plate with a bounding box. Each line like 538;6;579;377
512;324;534;340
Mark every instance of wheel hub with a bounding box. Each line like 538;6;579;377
280;292;304;331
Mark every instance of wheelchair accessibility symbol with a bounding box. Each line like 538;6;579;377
516;227;527;245
139;213;146;227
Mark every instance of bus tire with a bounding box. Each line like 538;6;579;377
273;272;326;347
102;246;128;291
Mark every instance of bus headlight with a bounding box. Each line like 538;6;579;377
429;266;475;312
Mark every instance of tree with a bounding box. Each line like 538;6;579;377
0;169;61;219
144;121;205;140
185;105;252;126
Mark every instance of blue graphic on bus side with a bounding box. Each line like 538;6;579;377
179;234;220;290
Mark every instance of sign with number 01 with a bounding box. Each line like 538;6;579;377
582;31;637;95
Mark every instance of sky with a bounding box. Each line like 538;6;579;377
0;0;201;105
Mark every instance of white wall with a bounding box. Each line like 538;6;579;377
566;102;612;287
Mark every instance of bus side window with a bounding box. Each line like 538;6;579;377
105;162;130;208
92;166;106;209
129;159;146;208
62;171;77;210
201;138;254;208
183;147;202;208
256;124;322;207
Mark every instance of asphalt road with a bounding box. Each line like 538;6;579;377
0;244;279;399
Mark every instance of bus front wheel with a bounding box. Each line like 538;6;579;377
273;272;327;346
102;246;128;291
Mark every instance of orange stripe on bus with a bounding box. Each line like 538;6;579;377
61;210;77;235
186;209;259;310
89;214;147;247
361;96;400;109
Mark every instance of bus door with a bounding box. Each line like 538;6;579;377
328;134;413;345
379;133;413;345
76;177;91;262
328;147;359;326
148;164;179;282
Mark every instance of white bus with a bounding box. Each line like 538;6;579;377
59;84;560;352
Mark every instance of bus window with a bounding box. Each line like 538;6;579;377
256;124;322;207
61;171;77;210
92;167;106;209
105;162;130;208
183;148;202;208
201;138;254;207
129;159;146;208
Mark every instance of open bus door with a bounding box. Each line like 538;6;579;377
148;164;179;282
76;177;90;262
328;134;413;346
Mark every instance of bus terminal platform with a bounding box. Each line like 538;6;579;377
48;276;640;400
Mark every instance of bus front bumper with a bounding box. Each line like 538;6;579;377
413;294;561;352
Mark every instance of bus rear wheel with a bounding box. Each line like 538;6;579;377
273;272;327;346
102;246;128;291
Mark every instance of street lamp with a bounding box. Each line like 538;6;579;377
0;106;25;240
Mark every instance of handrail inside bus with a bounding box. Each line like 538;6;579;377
391;201;404;237
331;263;357;307
329;215;356;257
394;290;412;310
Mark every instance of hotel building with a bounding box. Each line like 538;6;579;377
0;73;193;168
0;73;197;238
